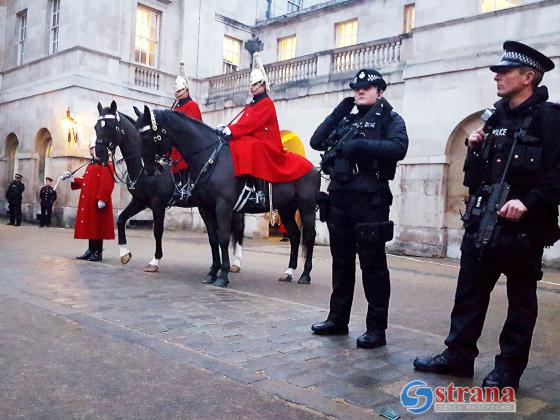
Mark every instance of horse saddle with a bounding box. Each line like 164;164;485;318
233;177;270;214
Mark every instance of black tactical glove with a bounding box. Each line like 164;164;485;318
326;97;355;127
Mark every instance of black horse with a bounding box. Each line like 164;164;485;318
94;101;245;273
134;105;320;287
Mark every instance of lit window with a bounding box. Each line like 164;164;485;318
278;35;296;61
223;36;241;73
135;5;160;67
287;0;303;13
403;3;415;33
335;19;357;48
49;0;61;54
17;10;27;65
480;0;521;13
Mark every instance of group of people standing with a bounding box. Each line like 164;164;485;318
6;174;56;227
4;40;559;391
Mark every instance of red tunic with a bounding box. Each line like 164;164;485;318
170;98;203;173
229;95;313;183
71;162;115;240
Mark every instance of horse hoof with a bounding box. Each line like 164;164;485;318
297;274;311;285
214;278;230;288
203;276;216;284
143;264;159;273
121;252;132;265
229;265;241;273
278;274;293;282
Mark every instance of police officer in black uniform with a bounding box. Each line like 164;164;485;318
414;41;560;389
310;69;408;348
5;173;25;226
39;176;57;227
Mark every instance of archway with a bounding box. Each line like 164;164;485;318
34;128;53;185
4;133;19;184
444;111;484;255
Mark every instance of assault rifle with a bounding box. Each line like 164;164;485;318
320;97;386;176
461;110;534;256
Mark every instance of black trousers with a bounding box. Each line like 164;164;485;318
326;188;392;331
40;202;53;226
8;200;22;225
88;239;103;253
445;233;543;378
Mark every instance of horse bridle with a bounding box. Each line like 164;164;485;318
138;108;166;143
97;111;144;189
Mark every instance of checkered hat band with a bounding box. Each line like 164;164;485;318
502;51;544;72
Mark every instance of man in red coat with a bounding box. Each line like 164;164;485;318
61;139;115;261
170;62;202;177
218;53;313;183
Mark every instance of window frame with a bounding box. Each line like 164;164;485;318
134;3;162;68
403;3;415;33
16;10;27;66
49;0;61;55
277;34;297;61
334;18;358;49
480;0;521;13
222;35;241;74
287;0;303;13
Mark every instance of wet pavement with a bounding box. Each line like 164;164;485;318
1;221;559;419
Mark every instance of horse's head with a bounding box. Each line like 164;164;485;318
95;100;123;165
134;105;172;165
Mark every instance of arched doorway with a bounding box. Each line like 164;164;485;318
4;133;19;184
35;128;54;185
444;111;483;255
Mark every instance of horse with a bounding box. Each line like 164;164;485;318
134;105;320;287
93;101;245;273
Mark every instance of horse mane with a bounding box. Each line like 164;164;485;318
154;109;217;137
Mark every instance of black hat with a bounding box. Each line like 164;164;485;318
349;68;387;91
490;41;555;73
45;177;53;182
14;173;22;178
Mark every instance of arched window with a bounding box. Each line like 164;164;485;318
4;133;19;184
35;128;53;185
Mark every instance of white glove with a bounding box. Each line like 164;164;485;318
219;126;231;137
61;171;74;182
216;123;227;130
97;200;106;209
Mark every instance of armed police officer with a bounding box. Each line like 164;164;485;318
414;41;560;390
6;173;25;226
310;69;408;349
39;176;57;227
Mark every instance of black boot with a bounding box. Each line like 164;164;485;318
76;249;93;260
482;368;519;390
311;320;348;335
87;251;103;262
413;352;474;377
357;330;386;349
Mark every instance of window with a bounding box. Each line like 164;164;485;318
287;0;303;13
480;0;521;13
335;19;357;48
403;3;415;33
49;0;61;54
223;35;241;73
135;4;161;67
278;35;296;61
16;10;27;65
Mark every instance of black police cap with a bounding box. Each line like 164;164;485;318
14;173;22;178
349;68;387;91
45;177;53;182
490;40;555;73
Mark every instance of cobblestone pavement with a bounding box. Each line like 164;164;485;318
1;222;559;419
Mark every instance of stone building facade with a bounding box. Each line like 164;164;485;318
1;0;560;261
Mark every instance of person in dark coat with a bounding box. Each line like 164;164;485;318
414;41;560;390
5;173;25;226
309;68;409;349
39;177;57;227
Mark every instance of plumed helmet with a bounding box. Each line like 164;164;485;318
174;62;190;92
250;52;269;88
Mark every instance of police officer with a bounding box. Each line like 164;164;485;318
5;173;25;226
414;41;560;389
310;69;408;348
39;176;57;227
